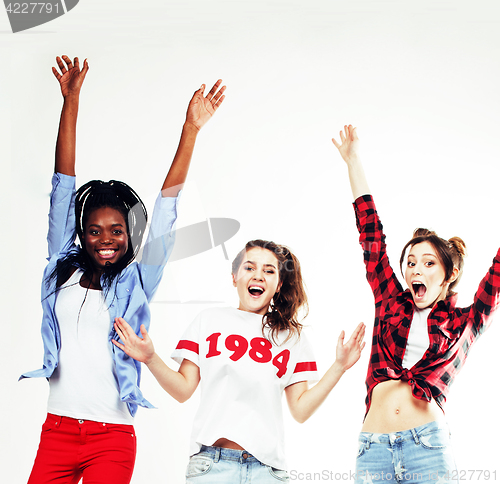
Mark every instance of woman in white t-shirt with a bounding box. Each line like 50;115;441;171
113;239;366;483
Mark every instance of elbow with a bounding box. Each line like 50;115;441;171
291;411;311;424
172;387;196;404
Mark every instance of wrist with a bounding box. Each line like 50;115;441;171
183;121;201;134
63;93;80;104
144;352;158;367
332;359;348;375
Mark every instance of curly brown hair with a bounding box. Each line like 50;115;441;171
231;239;308;344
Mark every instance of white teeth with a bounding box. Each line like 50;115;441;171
249;286;264;295
98;250;116;255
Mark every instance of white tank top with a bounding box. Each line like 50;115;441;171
402;307;432;369
47;269;133;424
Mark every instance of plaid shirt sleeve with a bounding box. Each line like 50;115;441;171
353;195;404;303
468;248;500;337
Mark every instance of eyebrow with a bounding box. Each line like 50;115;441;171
408;253;437;258
243;260;277;269
87;223;125;228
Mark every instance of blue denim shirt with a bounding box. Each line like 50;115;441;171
20;173;179;417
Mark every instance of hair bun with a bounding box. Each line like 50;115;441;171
412;228;436;238
448;236;467;258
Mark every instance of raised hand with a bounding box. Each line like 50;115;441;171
335;322;366;372
112;318;155;365
185;80;226;131
52;55;89;98
332;124;360;165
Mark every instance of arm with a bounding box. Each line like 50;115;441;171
52;55;89;176
332;125;370;200
285;323;366;423
112;318;200;403
161;80;226;197
469;248;500;336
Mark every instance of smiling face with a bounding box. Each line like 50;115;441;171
83;206;129;272
232;247;281;315
404;241;457;309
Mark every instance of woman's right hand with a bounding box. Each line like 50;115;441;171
112;318;155;365
52;55;89;99
332;124;360;165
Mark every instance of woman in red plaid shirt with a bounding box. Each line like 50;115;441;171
333;125;500;484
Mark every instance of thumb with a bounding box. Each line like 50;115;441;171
140;324;149;339
337;330;345;349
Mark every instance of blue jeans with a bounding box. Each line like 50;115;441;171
355;421;458;483
185;446;289;483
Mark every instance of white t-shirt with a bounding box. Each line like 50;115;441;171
171;307;318;471
48;269;133;424
402;307;432;369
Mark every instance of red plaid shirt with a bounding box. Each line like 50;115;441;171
354;195;500;415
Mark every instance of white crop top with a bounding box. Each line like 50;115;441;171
171;307;318;471
47;269;133;424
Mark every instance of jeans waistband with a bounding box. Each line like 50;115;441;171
198;445;260;464
359;420;449;445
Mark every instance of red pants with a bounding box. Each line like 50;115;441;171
28;413;137;484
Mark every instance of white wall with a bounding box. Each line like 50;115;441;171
2;1;500;482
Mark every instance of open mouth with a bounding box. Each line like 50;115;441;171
412;282;427;299
248;285;264;297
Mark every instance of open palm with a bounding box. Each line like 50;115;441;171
52;55;89;98
185;80;226;131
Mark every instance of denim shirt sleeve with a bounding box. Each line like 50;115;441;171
20;173;76;381
137;191;180;301
47;173;77;259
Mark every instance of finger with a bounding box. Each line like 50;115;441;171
81;59;89;79
360;342;366;351
52;66;61;81
56;56;66;74
139;324;148;339
337;330;345;348
111;339;125;351
74;57;80;71
332;137;340;148
212;85;226;103
339;130;346;143
352;127;359;140
62;55;73;70
206;79;222;100
213;94;225;110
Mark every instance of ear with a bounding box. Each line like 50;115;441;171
447;267;459;284
232;273;237;287
276;280;282;294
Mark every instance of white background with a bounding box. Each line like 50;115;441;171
1;0;500;482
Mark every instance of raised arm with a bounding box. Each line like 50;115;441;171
332;125;370;200
285;323;365;423
112;318;200;403
52;55;89;176
161;80;226;197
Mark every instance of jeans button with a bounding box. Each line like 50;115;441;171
242;453;249;459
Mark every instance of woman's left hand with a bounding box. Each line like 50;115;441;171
336;322;366;371
185;80;226;131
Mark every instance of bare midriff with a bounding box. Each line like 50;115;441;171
361;380;444;433
212;438;244;450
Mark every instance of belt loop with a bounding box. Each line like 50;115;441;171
410;428;420;445
366;435;371;450
54;414;63;427
214;447;220;463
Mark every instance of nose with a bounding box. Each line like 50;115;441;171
253;270;264;281
99;231;113;244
